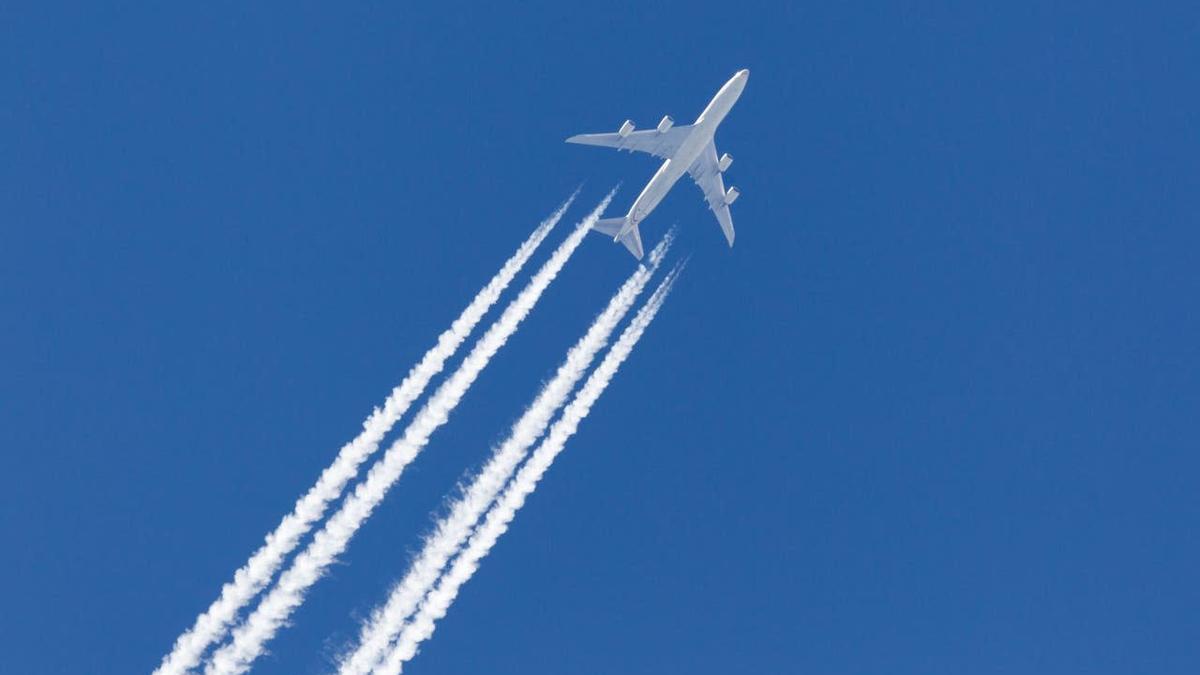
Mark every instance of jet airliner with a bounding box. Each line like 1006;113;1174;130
566;69;749;259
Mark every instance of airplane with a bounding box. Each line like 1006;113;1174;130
566;69;749;259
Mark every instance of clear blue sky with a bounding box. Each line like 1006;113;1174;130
3;2;1197;673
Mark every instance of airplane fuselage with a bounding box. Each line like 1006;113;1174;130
620;70;749;236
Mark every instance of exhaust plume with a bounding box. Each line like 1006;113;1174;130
152;194;574;675
205;192;615;675
339;234;674;674
378;264;684;674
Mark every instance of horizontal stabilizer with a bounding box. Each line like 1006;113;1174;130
616;224;644;260
590;216;643;259
585;216;643;258
591;217;625;238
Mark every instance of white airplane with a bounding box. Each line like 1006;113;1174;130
566;69;749;259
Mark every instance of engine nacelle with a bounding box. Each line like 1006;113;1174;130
725;186;740;205
618;120;635;138
718;153;733;172
657;115;674;133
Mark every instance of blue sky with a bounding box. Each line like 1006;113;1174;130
3;2;1198;673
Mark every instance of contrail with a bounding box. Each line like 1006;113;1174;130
152;194;574;675
205;191;615;675
338;233;675;675
377;263;684;674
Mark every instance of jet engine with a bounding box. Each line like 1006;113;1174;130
657;115;674;133
618;120;635;138
725;186;740;205
718;153;733;172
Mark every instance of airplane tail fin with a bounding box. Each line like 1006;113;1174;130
590;217;644;260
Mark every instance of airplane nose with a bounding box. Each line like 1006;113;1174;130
739;68;750;79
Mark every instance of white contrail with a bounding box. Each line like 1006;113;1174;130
338;233;675;675
152;194;574;675
377;263;684;674
205;191;615;675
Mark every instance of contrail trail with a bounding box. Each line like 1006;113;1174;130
152;194;574;675
377;263;684;675
205;191;615;675
338;233;675;675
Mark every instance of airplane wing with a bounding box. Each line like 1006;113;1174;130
686;141;735;246
565;125;694;160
